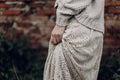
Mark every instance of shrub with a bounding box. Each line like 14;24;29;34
1;27;120;80
98;48;120;80
0;28;45;80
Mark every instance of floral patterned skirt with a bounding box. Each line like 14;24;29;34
43;17;104;80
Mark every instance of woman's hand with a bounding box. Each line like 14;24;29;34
50;25;66;45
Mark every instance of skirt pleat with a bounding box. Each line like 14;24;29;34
43;17;104;80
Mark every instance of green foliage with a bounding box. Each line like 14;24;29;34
0;28;45;80
1;27;120;80
98;48;120;80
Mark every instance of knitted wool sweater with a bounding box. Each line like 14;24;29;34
54;0;105;33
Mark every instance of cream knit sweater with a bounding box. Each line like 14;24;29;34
54;0;105;33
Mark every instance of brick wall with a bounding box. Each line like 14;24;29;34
104;0;120;54
0;0;56;49
0;0;120;54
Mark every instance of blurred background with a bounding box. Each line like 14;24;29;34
0;0;119;80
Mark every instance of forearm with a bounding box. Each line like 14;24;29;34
55;0;92;27
56;9;72;27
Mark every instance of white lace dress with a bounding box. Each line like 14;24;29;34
43;18;104;80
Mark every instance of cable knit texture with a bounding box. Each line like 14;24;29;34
43;0;104;80
55;0;105;34
44;17;104;80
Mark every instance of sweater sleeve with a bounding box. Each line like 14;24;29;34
55;0;92;27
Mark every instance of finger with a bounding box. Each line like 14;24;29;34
55;35;61;43
59;35;63;42
51;35;57;45
54;34;63;44
51;34;58;44
50;33;54;43
53;36;58;45
50;36;54;44
50;36;53;43
58;35;63;43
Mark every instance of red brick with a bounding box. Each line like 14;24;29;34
17;22;31;28
104;39;120;46
5;4;13;8
37;9;56;15
104;35;119;41
105;1;120;7
6;0;16;1
107;28;120;33
15;4;25;8
0;3;6;8
2;10;20;15
36;10;45;15
104;33;114;39
45;1;55;8
5;4;24;8
30;3;45;8
108;8;120;14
